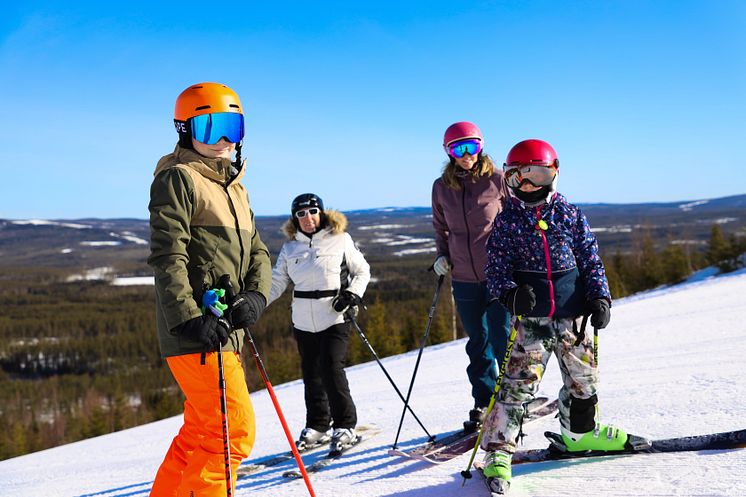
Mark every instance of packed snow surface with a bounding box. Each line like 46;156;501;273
1;272;745;497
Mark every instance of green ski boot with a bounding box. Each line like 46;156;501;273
561;423;628;452
482;450;512;481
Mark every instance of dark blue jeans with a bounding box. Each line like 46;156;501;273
452;280;510;408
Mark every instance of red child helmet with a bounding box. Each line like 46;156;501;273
505;139;559;168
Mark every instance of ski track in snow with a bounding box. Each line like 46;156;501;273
1;274;745;497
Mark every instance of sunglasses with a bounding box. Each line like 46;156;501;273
447;139;482;158
504;163;558;188
295;207;321;218
190;112;244;145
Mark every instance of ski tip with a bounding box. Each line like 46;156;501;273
388;448;410;458
355;423;379;432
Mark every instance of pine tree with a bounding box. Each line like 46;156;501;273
706;225;743;273
706;225;731;269
638;235;664;290
363;296;400;358
661;243;691;284
11;421;27;457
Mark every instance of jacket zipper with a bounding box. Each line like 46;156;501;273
308;235;318;331
535;206;555;318
461;186;480;281
224;174;246;290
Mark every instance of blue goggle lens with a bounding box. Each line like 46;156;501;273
190;112;244;145
448;139;482;158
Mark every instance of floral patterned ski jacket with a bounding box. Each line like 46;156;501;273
485;193;611;319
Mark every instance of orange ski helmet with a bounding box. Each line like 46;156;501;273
174;82;243;121
173;82;245;154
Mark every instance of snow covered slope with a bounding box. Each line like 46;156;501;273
2;271;745;497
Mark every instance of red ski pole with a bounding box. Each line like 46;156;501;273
220;275;316;497
245;335;317;497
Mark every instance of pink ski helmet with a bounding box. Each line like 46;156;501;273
443;121;483;149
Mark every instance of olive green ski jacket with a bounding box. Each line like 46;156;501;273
148;145;271;357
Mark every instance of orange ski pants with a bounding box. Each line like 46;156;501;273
150;351;255;497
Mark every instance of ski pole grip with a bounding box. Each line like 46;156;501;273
218;274;237;301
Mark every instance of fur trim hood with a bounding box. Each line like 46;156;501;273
281;209;348;239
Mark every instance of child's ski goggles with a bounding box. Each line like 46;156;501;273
504;163;558;188
190;112;245;145
295;207;321;218
446;139;482;158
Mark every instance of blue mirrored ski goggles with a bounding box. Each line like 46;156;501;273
190;112;244;145
447;139;482;158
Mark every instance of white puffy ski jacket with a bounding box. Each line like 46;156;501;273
269;210;371;333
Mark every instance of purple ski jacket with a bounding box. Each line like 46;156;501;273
432;171;509;283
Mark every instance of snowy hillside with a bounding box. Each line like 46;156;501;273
2;271;746;497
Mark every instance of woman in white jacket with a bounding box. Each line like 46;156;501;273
268;193;371;453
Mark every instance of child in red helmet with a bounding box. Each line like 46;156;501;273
478;139;626;492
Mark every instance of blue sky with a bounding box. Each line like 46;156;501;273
1;1;744;219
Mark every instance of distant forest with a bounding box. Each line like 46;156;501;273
0;225;744;460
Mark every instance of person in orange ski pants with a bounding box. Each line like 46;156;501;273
148;82;272;496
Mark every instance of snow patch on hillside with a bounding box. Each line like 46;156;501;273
12;219;92;229
357;224;412;230
679;199;708;211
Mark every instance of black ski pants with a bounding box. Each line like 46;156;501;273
294;323;357;432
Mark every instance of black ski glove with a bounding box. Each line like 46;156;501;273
174;314;230;351
228;291;267;329
588;299;611;329
501;284;537;316
332;290;362;313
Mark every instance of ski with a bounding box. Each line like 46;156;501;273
237;424;378;479
511;427;746;465
236;442;325;479
389;397;558;464
282;427;382;479
472;428;746;495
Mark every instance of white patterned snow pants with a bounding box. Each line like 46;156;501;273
480;316;599;453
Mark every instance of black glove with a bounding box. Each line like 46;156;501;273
228;291;266;329
174;314;230;351
501;284;537;316
332;290;362;313
588;299;611;329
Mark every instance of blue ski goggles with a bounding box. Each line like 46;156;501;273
447;139;482;158
190;112;244;145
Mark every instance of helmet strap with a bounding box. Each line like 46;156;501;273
175;119;193;150
512;185;554;207
233;141;243;170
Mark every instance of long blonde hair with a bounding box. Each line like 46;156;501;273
441;153;497;190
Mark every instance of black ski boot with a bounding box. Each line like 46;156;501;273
463;407;487;433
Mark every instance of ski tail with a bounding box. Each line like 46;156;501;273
651;428;746;452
